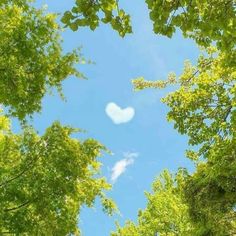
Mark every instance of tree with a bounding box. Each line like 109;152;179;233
146;0;235;59
99;1;235;235
0;1;116;234
0;111;116;235
1;0;235;234
0;0;84;120
133;48;236;234
62;0;235;61
111;169;197;236
61;0;132;37
185;149;236;235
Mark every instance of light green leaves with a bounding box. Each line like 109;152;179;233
112;170;196;236
145;0;236;56
0;0;84;119
132;73;176;91
132;50;236;234
0;115;116;235
0;1;118;235
129;1;236;233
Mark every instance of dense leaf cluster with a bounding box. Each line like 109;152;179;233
0;0;83;119
118;1;236;236
61;0;132;37
163;52;236;235
0;1;116;234
111;170;197;236
0;114;115;235
146;0;236;52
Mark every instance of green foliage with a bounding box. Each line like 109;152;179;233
62;0;236;60
61;0;236;234
185;139;236;235
131;1;236;231
61;0;132;37
133;49;236;234
0;0;84;119
164;52;234;150
0;1;118;234
145;0;236;58
111;169;197;236
1;0;235;234
0;113;116;235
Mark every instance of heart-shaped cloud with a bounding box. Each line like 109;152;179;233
105;102;135;124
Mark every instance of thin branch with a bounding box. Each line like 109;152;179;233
223;105;232;122
0;168;29;188
1;232;15;234
4;200;31;212
115;0;120;14
185;60;213;84
167;9;177;27
0;138;48;188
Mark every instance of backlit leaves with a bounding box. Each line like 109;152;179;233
132;49;236;234
146;0;236;58
61;0;132;37
0;0;84;119
131;1;236;232
111;169;197;236
0;114;115;235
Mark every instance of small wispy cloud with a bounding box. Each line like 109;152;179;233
105;102;135;124
110;152;139;183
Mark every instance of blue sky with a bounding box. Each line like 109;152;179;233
14;1;200;235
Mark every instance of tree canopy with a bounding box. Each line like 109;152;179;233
112;1;236;235
111;169;197;236
0;0;83;119
0;0;235;235
132;34;236;236
63;0;236;60
0;1;116;234
0;111;115;235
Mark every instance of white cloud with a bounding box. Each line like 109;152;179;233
111;152;139;183
105;102;135;124
123;152;139;159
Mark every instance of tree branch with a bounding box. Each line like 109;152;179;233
4;200;31;212
0;138;48;188
223;105;232;122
